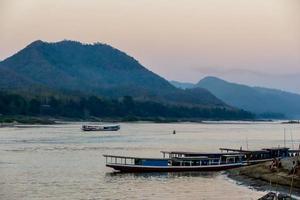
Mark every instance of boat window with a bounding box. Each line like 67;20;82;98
134;159;142;165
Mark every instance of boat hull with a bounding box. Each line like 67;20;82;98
244;158;274;165
106;163;245;173
82;128;120;131
82;125;120;131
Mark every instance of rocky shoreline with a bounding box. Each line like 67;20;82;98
228;157;300;196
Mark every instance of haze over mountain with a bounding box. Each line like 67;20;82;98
169;81;194;90
0;40;226;108
192;69;300;94
171;77;300;118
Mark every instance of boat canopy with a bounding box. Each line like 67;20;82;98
219;148;269;154
172;156;210;161
103;154;168;160
160;151;243;159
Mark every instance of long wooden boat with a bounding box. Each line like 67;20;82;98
103;153;246;173
82;124;120;131
104;147;300;173
219;147;300;165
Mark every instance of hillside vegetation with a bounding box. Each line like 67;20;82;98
0;40;254;121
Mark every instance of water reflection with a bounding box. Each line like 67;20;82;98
105;171;220;178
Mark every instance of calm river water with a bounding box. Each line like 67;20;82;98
1;122;300;199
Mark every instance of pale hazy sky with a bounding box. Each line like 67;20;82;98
1;0;299;90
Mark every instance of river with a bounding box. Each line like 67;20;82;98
1;122;300;199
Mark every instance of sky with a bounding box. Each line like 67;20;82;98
1;0;300;93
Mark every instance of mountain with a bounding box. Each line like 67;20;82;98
0;40;226;108
169;80;194;89
195;76;300;118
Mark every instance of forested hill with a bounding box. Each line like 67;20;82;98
0;40;173;96
0;40;255;120
0;40;226;108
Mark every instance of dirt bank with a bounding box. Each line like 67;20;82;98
228;157;300;189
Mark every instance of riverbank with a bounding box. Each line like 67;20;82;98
0;115;204;125
0;116;57;125
228;157;300;191
0;114;278;125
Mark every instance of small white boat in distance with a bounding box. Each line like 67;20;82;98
82;124;120;131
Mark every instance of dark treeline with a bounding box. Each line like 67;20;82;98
0;92;254;120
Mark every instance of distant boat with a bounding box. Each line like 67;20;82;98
82;124;120;131
282;120;300;124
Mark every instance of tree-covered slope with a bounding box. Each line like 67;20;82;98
0;40;226;108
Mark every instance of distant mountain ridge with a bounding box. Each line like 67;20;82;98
0;40;227;108
170;77;300;118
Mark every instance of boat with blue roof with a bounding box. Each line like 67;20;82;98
104;147;300;172
103;151;245;172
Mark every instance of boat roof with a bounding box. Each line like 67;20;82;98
221;154;244;157
219;148;268;154
219;147;293;154
103;154;169;160
161;151;242;155
172;156;210;160
83;124;119;126
171;154;244;161
262;147;289;151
